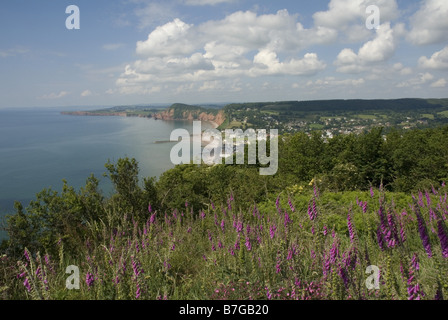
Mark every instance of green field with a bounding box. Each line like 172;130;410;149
357;114;376;120
421;114;435;120
309;123;325;130
438;110;448;118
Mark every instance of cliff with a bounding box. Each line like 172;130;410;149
153;104;226;126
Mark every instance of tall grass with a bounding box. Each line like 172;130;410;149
1;184;448;300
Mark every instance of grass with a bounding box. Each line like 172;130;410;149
421;114;435;120
438;111;448;118
2;185;448;300
309;124;325;130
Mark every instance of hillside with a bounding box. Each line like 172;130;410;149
153;103;226;126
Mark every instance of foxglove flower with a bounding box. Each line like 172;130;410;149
23;278;31;292
376;224;385;251
288;197;295;212
269;225;277;239
362;201;368;213
415;207;432;258
86;272;95;287
245;237;251;251
347;211;356;243
425;191;432;207
24;249;30;262
437;220;448;258
220;219;225;232
284;212;292;227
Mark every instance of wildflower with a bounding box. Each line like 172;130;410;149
362;201;368;213
370;187;374;198
24;249;30;262
418;192;424;207
86;272;95;287
284;212;292;227
148;203;152;213
408;254;424;300
376;225;385;251
23;278;31;292
338;265;349;289
185;201;188;208
425;191;432;207
308;199;317;221
288;197;295;212
149;213;156;225
131;257;144;278
415;207;432;258
432;185;438;195
211;201;215;210
200;211;206;220
236;221;243;233
276;254;281;274
437;220;448;258
269;224;276;239
136;285;141;299
399;220;407;243
170;243;176;251
245;237;252;251
347;210;356;243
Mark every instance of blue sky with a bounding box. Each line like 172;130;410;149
0;0;447;108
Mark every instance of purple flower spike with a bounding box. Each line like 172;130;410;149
288;197;295;212
414;207;432;258
437;220;448;258
347;211;356;243
23;278;31;292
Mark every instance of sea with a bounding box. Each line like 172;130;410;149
0;107;214;241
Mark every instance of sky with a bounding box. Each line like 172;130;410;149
0;0;447;108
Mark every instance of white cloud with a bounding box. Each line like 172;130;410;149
396;72;434;88
118;10;329;95
431;78;447;88
251;50;326;76
334;23;397;73
393;63;412;75
407;0;448;45
313;0;399;42
136;18;195;57
307;77;366;87
81;90;93;97
38;91;69;100
418;46;448;70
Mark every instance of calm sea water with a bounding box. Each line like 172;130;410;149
0;108;213;240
